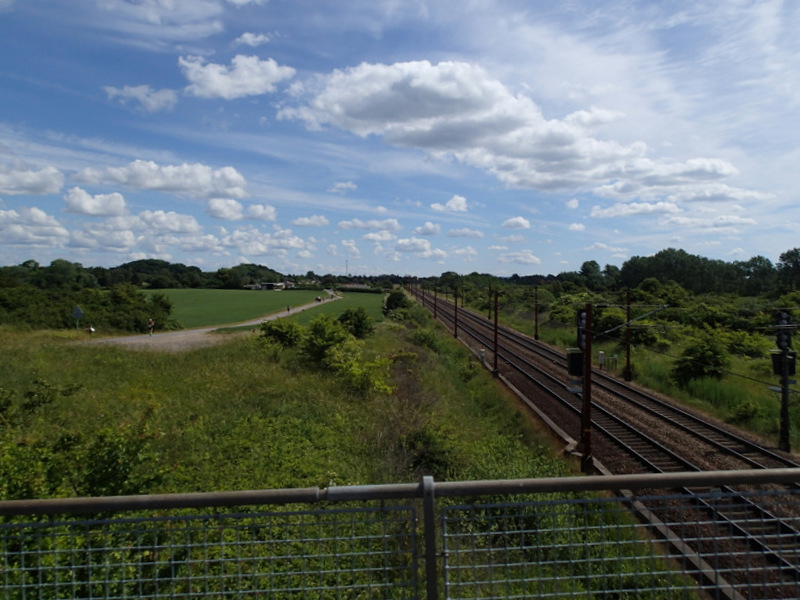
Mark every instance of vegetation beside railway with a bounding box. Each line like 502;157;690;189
0;292;568;502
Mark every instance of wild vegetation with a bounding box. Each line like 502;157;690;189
0;292;570;502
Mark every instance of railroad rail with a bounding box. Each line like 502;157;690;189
409;286;800;598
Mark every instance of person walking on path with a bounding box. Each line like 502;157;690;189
147;318;155;336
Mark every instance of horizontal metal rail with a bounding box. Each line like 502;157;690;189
2;469;798;516
3;470;800;600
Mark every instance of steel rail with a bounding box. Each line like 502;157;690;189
410;286;800;590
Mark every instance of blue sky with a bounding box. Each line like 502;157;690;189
1;0;799;277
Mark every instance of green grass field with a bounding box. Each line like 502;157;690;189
147;289;384;329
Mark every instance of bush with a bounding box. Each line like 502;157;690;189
260;318;303;347
671;327;730;388
383;290;411;315
300;315;351;363
338;307;374;338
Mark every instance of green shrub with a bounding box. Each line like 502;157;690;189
300;315;351;363
260;318;303;347
671;328;730;388
338;306;374;338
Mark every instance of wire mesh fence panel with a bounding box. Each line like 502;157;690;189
441;487;800;600
1;504;418;600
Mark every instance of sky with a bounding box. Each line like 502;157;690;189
1;0;799;278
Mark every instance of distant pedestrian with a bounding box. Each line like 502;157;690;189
287;306;290;313
147;318;154;336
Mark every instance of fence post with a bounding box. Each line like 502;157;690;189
422;475;438;600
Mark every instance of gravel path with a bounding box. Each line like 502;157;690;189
86;295;340;352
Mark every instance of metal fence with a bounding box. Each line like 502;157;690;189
2;469;799;600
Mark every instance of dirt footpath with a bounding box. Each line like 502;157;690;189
86;295;340;352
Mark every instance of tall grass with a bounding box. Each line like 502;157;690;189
0;291;569;498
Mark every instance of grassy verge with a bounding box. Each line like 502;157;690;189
0;297;570;499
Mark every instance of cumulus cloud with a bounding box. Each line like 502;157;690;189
104;85;178;113
246;203;277;220
280;59;760;200
501;216;530;229
75;160;247;198
568;223;585;231
233;32;270;47
341;239;361;257
413;221;440;236
0;206;69;245
207;198;243;220
139;210;202;233
180;54;295;99
207;199;275;220
0;165;63;195
447;228;484;238
363;230;396;242
64;187;126;216
293;215;329;226
338;217;401;231
394;237;447;261
498;250;542;265
431;194;468;212
453;246;478;258
221;225;307;257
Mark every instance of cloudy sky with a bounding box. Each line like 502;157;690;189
2;0;798;277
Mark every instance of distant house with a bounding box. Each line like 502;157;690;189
245;282;286;291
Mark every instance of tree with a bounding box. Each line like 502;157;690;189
671;327;730;387
384;290;411;315
338;307;374;338
777;248;800;291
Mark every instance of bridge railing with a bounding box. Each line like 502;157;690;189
2;469;799;599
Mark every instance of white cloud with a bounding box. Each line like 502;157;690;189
221;225;307;256
327;181;358;194
207;198;243;220
64;187;126;216
341;239;361;258
591;202;681;218
139;210;202;233
363;230;396;242
568;223;585;232
501;216;530;229
96;0;225;46
413;221;440;236
394;237;447;261
0;165;63;195
293;215;329;226
180;54;295;100
498;250;541;265
0;206;69;246
281;58;763;202
453;246;478;258
227;0;269;5
233;32;270;47
338;217;402;231
431;194;468;212
104;85;178;113
447;228;484;238
75;160;247;198
566;198;579;209
246;203;277;220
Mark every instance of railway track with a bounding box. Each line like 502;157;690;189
409;286;800;599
